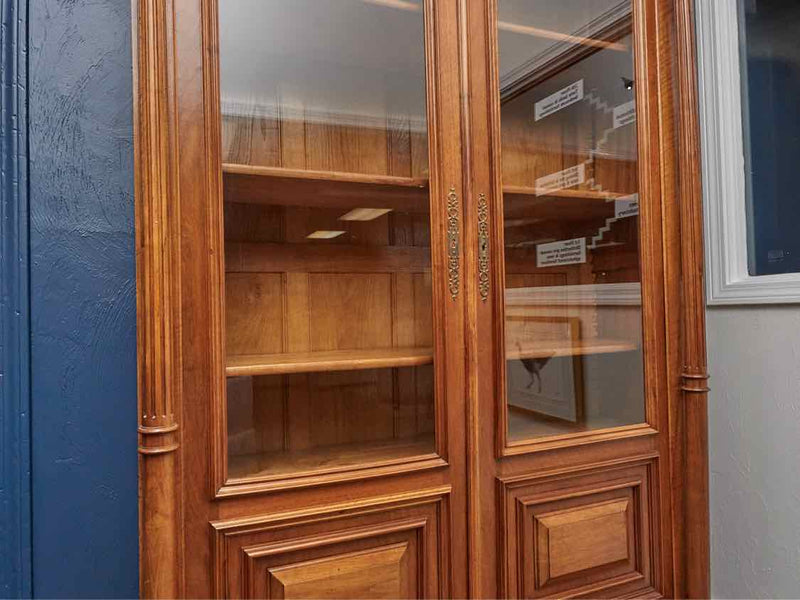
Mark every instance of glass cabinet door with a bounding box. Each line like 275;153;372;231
218;0;440;483
496;0;645;443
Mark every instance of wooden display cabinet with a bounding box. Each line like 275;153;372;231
135;0;710;597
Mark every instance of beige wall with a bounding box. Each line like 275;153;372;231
707;306;800;598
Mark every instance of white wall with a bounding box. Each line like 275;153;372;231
707;306;800;598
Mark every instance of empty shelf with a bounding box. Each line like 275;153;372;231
226;347;434;377
507;338;639;360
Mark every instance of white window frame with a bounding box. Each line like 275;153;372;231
697;0;800;304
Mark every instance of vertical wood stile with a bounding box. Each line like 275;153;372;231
134;0;182;597
675;0;710;596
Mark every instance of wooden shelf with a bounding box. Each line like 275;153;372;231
503;185;626;222
226;339;636;377
223;164;431;213
222;164;632;220
503;184;624;201
223;164;429;188
228;433;436;480
507;338;638;360
223;165;624;200
226;347;434;377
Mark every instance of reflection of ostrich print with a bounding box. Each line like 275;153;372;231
519;356;552;392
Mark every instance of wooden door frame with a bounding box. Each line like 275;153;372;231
459;0;710;597
134;0;469;597
133;0;709;598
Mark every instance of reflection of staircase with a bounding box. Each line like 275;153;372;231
589;214;617;250
584;90;623;161
587;193;638;250
581;90;636;249
582;90;625;194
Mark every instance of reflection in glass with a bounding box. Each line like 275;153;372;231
220;0;435;479
738;0;800;276
498;0;645;441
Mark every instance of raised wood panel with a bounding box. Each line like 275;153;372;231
536;497;632;583
212;488;450;599
499;457;660;598
264;543;410;599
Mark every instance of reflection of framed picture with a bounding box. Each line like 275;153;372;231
506;316;585;423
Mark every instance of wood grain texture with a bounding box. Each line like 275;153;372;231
137;0;707;595
462;0;698;597
499;457;659;598
226;348;434;377
225;243;431;274
133;0;182;596
505;337;638;360
267;543;410;599
221;201;439;488
224;169;430;213
228;434;436;482
225;336;635;377
225;273;283;356
150;0;472;596
674;0;711;596
536;498;631;581
212;487;450;599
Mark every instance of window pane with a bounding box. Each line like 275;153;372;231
740;0;800;276
219;0;436;480
498;0;645;441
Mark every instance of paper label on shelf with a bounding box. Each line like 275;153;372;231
534;79;584;121
535;163;586;195
537;237;587;267
613;100;636;129
614;193;639;218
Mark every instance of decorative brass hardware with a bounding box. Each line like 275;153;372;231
447;187;460;300
477;193;490;302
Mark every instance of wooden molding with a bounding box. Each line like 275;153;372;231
133;0;182;596
497;455;661;598
211;486;451;598
675;0;711;596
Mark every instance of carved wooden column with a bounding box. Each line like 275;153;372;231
675;0;711;596
134;0;181;597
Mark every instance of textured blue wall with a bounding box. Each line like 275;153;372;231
1;0;31;596
29;0;138;597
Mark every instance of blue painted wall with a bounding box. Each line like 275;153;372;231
29;0;138;597
1;0;31;596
